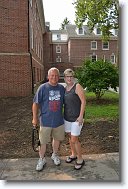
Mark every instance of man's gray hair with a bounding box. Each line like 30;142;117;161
48;67;60;76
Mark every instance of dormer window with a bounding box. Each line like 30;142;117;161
78;27;84;34
76;27;84;35
96;28;101;35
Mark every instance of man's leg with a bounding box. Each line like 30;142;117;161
52;139;60;154
51;125;65;165
36;144;47;171
36;127;51;171
51;139;61;165
39;144;46;158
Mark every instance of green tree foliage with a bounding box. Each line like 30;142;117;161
75;59;119;99
60;17;71;30
73;0;119;41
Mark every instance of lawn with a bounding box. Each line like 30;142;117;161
85;91;119;122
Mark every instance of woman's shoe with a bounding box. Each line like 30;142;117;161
65;156;77;163
74;160;85;170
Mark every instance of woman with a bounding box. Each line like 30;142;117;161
63;68;86;170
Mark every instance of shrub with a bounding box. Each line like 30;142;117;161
75;59;119;99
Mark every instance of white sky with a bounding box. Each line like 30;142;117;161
43;0;76;30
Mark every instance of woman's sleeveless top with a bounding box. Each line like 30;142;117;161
64;83;81;122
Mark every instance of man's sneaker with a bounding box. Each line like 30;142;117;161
51;153;61;165
36;157;46;171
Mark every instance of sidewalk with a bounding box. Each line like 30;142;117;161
0;152;120;181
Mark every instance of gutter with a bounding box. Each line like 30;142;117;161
28;0;34;95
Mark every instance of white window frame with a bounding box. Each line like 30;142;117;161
76;27;84;35
56;56;61;62
78;27;84;35
91;55;97;62
91;41;97;50
102;41;109;50
110;54;116;64
30;0;32;7
56;45;61;53
30;25;34;49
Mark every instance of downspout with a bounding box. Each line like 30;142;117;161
28;0;34;95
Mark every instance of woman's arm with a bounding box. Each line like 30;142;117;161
75;83;86;125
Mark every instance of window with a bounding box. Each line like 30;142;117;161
91;55;97;62
102;55;106;62
110;54;115;64
30;0;32;7
78;27;84;35
56;56;61;62
102;41;109;50
56;45;61;53
33;67;36;84
30;25;34;49
91;41;97;50
96;28;101;35
57;34;61;40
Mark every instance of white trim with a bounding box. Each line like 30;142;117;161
91;41;97;50
56;45;61;53
102;41;109;50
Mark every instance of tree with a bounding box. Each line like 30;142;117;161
60;17;71;30
75;59;119;100
73;0;119;41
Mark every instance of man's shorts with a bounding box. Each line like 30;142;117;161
64;120;83;136
39;125;65;144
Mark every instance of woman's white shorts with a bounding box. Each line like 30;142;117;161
64;120;83;136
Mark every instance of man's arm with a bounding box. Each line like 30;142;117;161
32;102;39;127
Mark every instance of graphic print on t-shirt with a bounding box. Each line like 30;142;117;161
49;90;61;112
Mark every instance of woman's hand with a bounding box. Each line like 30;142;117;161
76;117;84;126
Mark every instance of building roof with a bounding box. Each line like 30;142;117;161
51;24;118;40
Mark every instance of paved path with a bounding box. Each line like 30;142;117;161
0;153;120;181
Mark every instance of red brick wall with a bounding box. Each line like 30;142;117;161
0;0;31;97
0;0;45;97
69;38;118;66
0;0;28;52
0;54;32;97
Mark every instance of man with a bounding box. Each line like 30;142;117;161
32;67;65;171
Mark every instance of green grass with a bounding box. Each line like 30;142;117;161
85;91;119;123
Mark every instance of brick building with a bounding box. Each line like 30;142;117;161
0;0;45;97
44;24;118;77
0;0;118;97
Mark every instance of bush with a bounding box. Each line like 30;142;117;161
75;59;119;99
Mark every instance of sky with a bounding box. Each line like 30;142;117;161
43;0;76;30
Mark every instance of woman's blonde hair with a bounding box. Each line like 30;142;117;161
64;68;74;77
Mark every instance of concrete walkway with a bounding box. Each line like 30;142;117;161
0;152;120;181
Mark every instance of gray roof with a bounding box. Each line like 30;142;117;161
51;24;118;40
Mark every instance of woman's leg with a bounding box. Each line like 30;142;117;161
71;135;83;163
68;133;77;157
